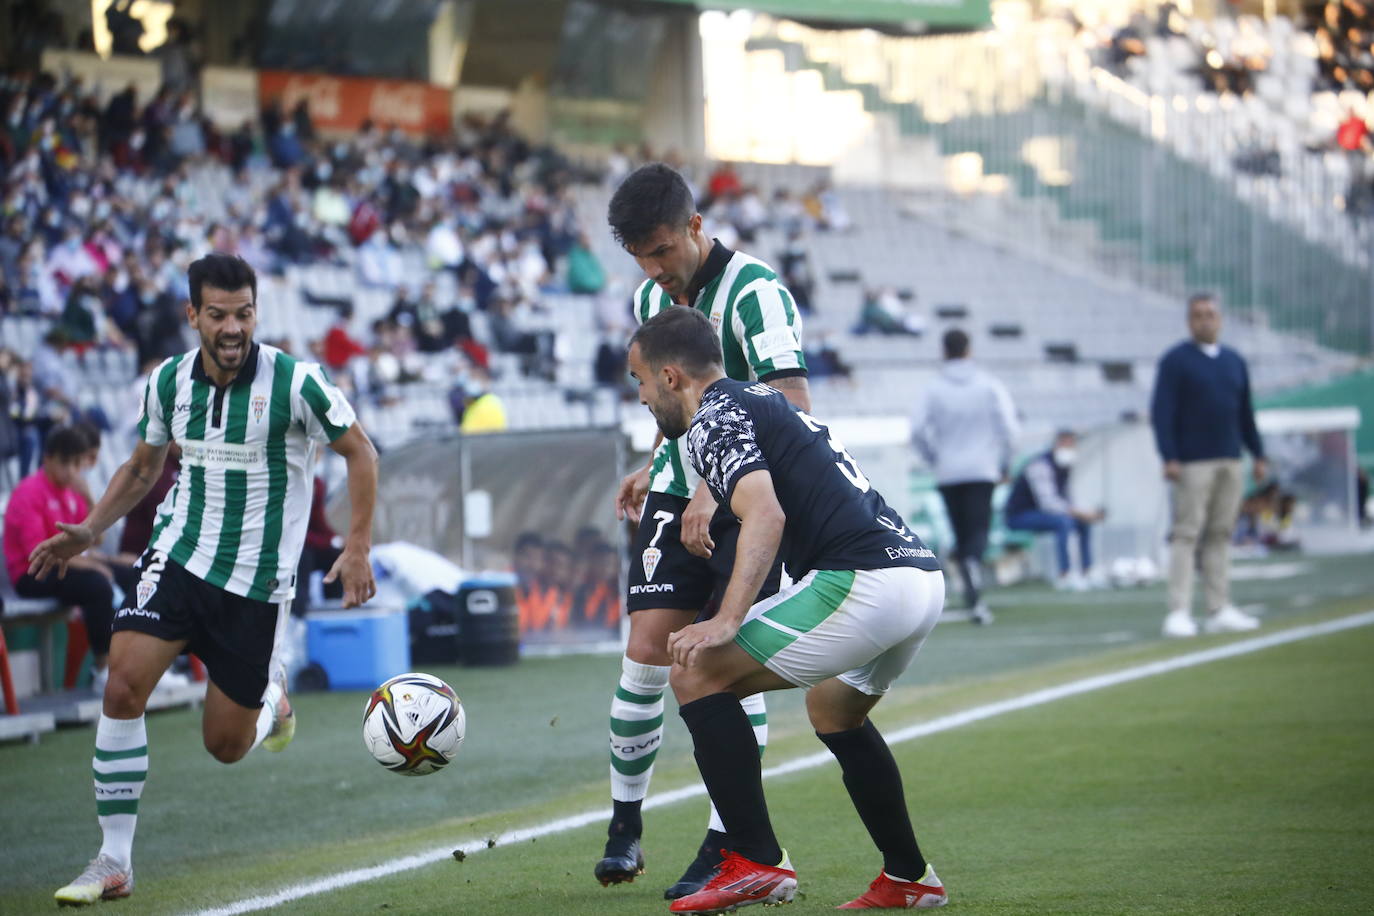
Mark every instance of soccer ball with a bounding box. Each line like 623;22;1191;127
1109;556;1140;588
362;672;465;776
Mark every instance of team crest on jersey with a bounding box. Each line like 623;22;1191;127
136;579;156;608
641;547;662;582
252;394;267;423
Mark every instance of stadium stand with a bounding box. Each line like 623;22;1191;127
2;6;1364;458
738;9;1372;358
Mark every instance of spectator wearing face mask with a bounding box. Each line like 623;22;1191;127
1004;429;1104;591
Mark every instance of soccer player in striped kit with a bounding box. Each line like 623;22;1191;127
597;164;811;898
31;253;379;906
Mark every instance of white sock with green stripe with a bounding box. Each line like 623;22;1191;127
706;692;768;833
94;715;147;870
609;657;669;803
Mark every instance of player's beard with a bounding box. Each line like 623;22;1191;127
652;396;690;441
205;330;251;373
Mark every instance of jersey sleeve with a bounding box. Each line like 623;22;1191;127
136;358;175;446
730;274;807;381
686;391;770;505
632;280;673;326
295;363;357;444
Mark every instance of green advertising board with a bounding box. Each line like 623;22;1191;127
647;0;989;28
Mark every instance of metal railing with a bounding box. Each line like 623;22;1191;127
748;16;1373;356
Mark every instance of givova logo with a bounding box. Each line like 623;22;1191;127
610;734;661;758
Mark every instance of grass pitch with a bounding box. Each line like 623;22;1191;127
1;553;1371;915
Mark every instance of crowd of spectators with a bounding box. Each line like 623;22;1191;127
0;62;628;459
0;58;842;467
1312;0;1374;93
1078;1;1374;104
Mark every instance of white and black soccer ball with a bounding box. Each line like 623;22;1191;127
1110;556;1140;588
362;672;465;776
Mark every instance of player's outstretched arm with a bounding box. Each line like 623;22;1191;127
669;470;784;668
29;439;169;580
323;423;379;608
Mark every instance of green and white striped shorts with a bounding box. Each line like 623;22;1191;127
734;567;945;695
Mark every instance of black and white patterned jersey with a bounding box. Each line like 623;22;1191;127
685;378;940;576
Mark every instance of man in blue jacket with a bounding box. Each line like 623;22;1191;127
1150;294;1267;638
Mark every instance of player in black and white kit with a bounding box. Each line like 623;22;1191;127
626;307;951;914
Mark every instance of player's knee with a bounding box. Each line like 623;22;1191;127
204;731;251;764
805;697;866;733
668;663;721;704
101;669;147;718
625;622;675;667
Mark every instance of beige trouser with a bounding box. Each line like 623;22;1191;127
1167;458;1244;614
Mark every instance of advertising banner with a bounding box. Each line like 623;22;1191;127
39;50;161;105
258;70;453;135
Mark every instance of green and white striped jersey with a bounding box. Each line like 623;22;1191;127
136;342;356;603
633;242;806;498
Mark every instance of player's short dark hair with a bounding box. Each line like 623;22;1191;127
188;253;257;311
942;329;970;360
608;163;696;250
43;426;89;461
630;307;723;378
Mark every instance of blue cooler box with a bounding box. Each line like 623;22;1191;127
306;606;410;690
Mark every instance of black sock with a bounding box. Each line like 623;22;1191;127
609;798;642;838
817;719;926;881
679;693;782;866
698;828;729;864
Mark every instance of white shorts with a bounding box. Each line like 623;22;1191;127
733;566;945;695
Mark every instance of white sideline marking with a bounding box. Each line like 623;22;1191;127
960;630;1140;648
190;611;1374;916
